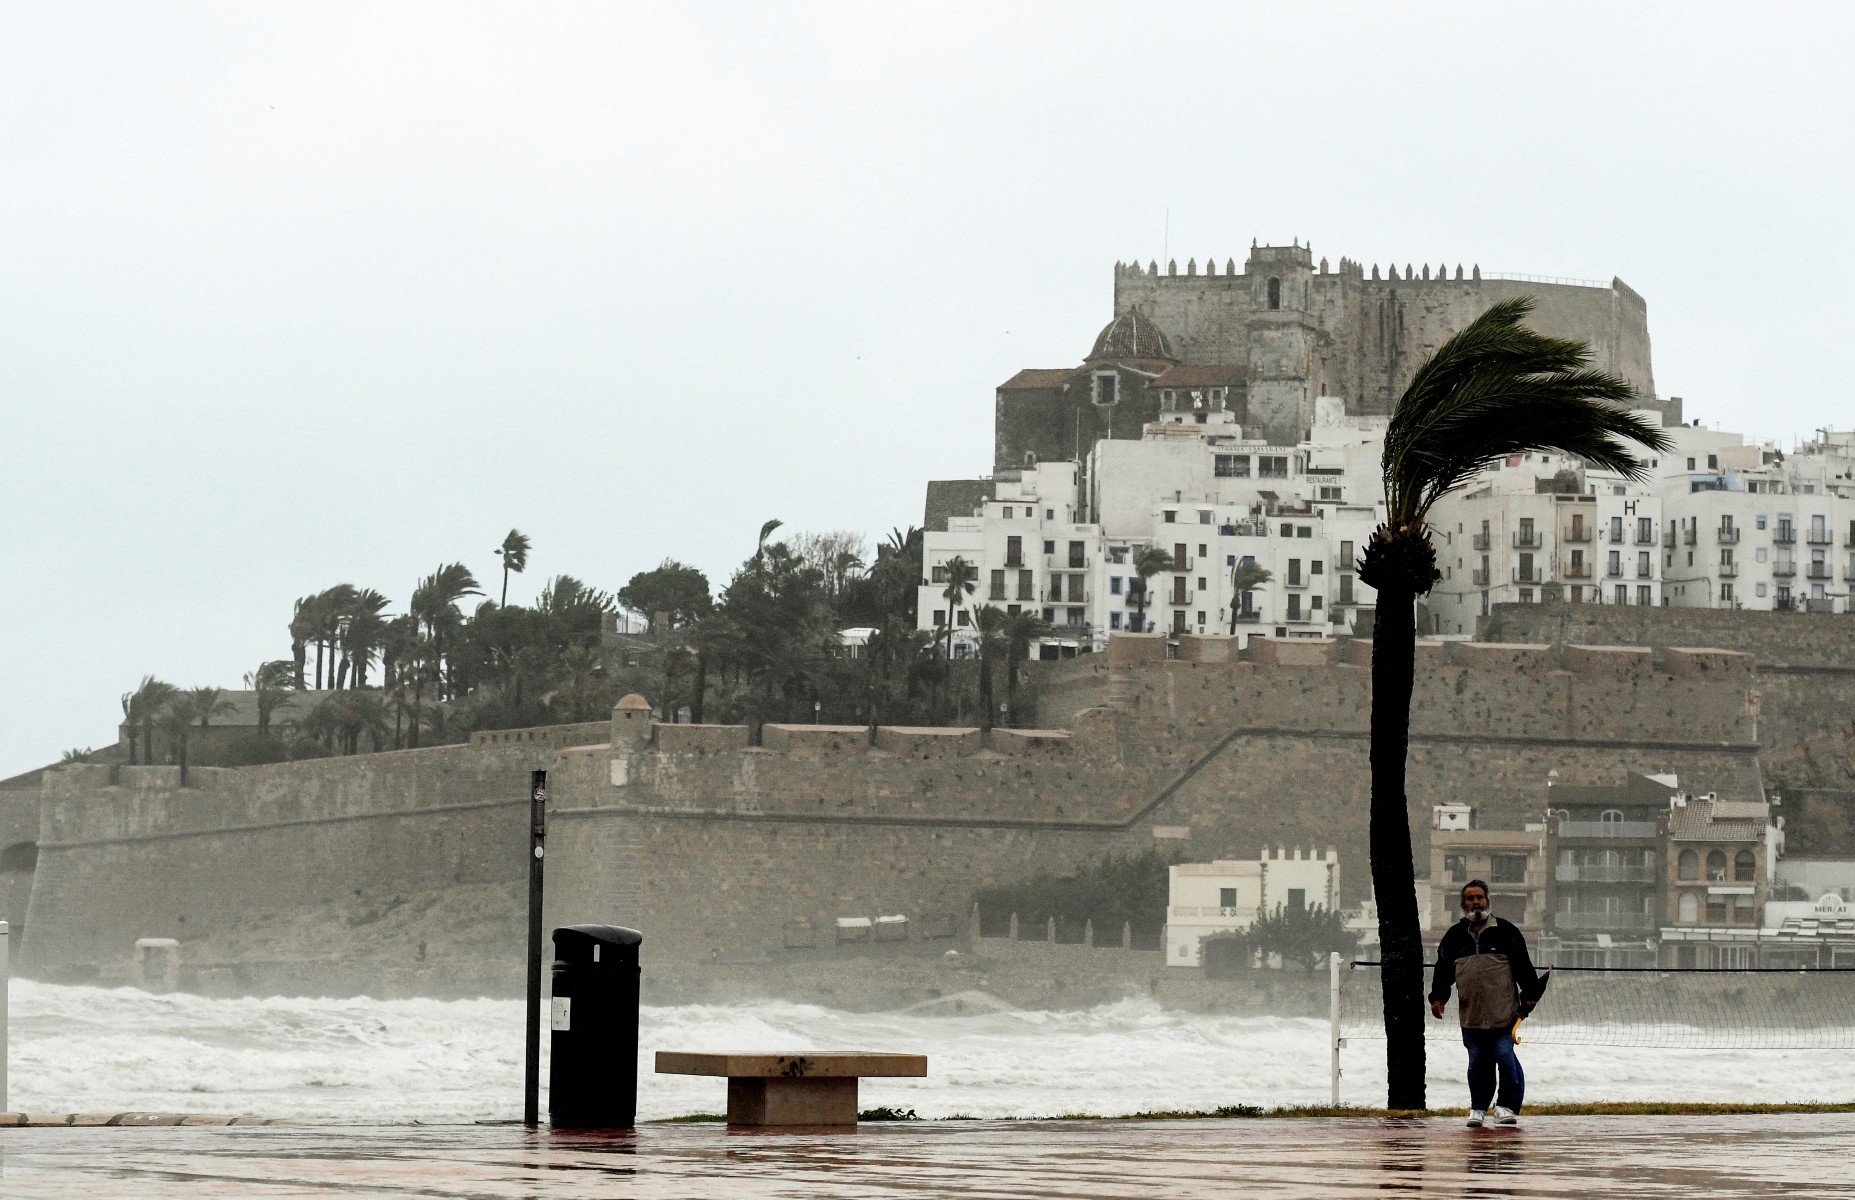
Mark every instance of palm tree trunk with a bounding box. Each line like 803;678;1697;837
501;566;510;607
977;643;994;732
1369;583;1427;1111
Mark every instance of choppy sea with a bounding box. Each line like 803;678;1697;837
8;981;1849;1122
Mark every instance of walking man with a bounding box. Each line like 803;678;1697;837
1429;879;1546;1127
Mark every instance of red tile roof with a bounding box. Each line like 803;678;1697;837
998;368;1076;391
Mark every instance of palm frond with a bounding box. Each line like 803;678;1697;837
1382;297;1672;529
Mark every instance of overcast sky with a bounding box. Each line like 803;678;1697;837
3;2;1852;777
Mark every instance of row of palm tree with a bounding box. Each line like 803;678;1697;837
117;676;235;782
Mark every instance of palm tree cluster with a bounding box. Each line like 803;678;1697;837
118;676;234;783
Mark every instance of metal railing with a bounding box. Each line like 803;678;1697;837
1682;527;1697;546
1775;528;1796;545
1808;564;1832;580
1808;531;1833;545
1514;567;1544;584
1471;569;1491;587
1717;527;1740;544
1564;563;1592;579
1773;561;1797;577
1472;533;1492;551
1553;912;1657;932
1557;819;1660;838
1556;864;1657;883
1718;562;1738;578
1564;527;1593;543
1171;905;1250;918
1661;530;1676;548
1513;531;1543;549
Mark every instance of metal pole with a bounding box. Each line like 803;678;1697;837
1;919;9;1113
1328;950;1342;1107
523;771;547;1127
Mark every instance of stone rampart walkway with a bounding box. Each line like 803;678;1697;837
0;1113;1849;1197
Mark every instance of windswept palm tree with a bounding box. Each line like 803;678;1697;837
188;685;235;728
124;676;177;765
245;660;296;739
495;528;532;606
938;556;977;662
973;606;1009;731
410;564;481;700
1129;547;1174;633
754;519;784;573
288;597;316;688
1227;560;1273;633
1357;297;1669;1111
1000;609;1051;722
339;588;391;689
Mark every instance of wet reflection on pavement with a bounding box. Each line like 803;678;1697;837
0;1114;1849;1198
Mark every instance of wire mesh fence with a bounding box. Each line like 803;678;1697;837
1339;960;1855;1050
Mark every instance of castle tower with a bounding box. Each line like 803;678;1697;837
1242;243;1319;443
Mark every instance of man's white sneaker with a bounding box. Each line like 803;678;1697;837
1465;1109;1485;1128
1493;1107;1518;1126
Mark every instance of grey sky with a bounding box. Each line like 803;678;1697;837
4;3;1851;777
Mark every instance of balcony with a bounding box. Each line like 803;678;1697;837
1637;564;1655;579
1513;531;1543;550
1471;569;1491;587
1472;532;1492;551
1564;527;1593;543
1808;530;1833;546
1717;562;1738;578
1282;576;1310;589
1554;912;1657;932
1233;611;1262;624
1845;565;1855;582
1171;906;1248;919
1661;529;1676;548
1004;554;1024;568
1564;563;1592;579
1555;864;1657;883
1775;528;1796;545
1606;566;1623;579
1557;819;1660;839
1682;527;1697;546
1808;564;1833;581
1514;567;1545;584
1718;527;1740;544
1773;561;1797;578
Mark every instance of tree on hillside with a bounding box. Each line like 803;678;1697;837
1357;296;1668;1110
495;528;532;606
339;589;391;689
1227;560;1273;633
617;560;712;632
790;530;868;605
1129;547;1174;633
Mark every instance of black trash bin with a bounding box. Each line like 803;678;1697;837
548;924;643;1128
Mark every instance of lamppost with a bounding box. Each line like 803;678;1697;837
999;702;1010;729
813;699;822;724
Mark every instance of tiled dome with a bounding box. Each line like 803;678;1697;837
1088;308;1175;363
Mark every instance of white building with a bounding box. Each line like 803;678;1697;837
1165;847;1340;967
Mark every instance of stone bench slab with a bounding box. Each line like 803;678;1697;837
655;1052;926;1079
656;1052;926;1128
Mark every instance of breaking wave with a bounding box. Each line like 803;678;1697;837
7;981;1849;1123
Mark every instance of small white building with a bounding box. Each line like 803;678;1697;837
1165;847;1339;967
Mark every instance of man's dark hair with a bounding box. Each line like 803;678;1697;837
1460;879;1490;901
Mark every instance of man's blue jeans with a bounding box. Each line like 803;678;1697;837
1462;1027;1524;1112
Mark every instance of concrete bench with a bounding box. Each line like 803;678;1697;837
655;1051;927;1128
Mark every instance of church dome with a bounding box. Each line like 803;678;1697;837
1088;308;1175;363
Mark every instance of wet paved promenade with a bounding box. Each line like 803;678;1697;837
0;1114;1849;1198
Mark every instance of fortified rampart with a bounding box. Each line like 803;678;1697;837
1482;602;1855;753
20;635;1761;991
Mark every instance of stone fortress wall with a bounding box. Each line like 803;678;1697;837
1481;602;1855;753
1110;252;1661;420
18;633;1764;990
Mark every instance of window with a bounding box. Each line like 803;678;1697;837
956;609;971;627
1734;850;1755;882
1339;541;1354;569
1259;456;1288;478
1174;544;1188;568
1638;585;1653;606
1066;606;1085;625
1287;595;1302;620
1600;809;1625;824
931;564;947;584
932;609;945;627
1199;510;1212;524
1110;576;1123;595
1043;540;1055;555
1638;551;1651;577
1219;887;1237;910
1215;454;1251;478
1093;373;1119;406
1706;850;1727;882
1610;516;1624;541
1019;569;1033;600
1069;540;1085;568
1001;506;1012;519
1445;854;1468;884
1677;849;1698;880
989;570;1005;600
1288;559;1303;586
1006;535;1022;566
1311;560;1324;575
1109;611;1122;630
1732;895;1754;925
1267;277;1281;310
1608;550;1622;577
1678;892;1699;923
1614;584;1628;605
1705;895;1727;923
1720;582;1733;603
1163;510;1176;523
1198;545;1208;559
1638;517;1653;543
1490;854;1527;884
1196;611;1205;625
1319;486;1342;501
1287;887;1306;910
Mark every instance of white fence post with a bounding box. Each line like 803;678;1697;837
1328;950;1342;1107
1;919;10;1113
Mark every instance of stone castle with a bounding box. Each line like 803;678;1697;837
992;242;1664;468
